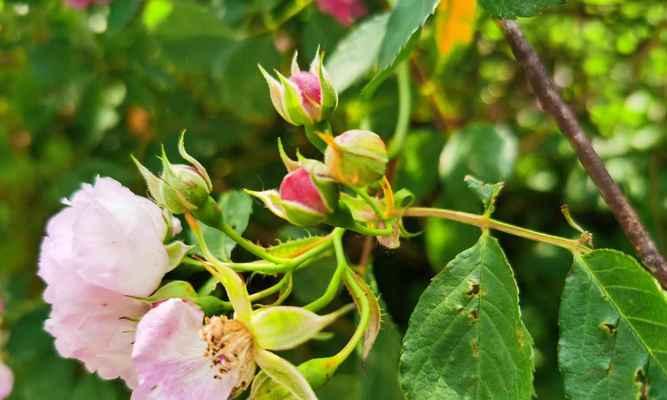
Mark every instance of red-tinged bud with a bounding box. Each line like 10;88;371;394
280;168;328;214
259;49;337;126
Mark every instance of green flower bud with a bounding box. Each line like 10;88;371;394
132;132;212;214
324;130;388;187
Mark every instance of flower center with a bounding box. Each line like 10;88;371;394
200;316;256;395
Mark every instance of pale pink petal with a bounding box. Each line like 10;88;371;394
44;274;147;387
0;363;12;400
132;299;236;400
46;177;169;297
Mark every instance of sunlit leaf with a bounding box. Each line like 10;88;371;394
559;249;667;398
400;233;534;399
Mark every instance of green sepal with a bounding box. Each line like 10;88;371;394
276;71;313;126
266;236;329;258
304;122;330;153
250;357;340;400
277;138;300;172
251;304;352;351
130;280;230;315
165;241;192;271
313;50;338;117
282;200;327;227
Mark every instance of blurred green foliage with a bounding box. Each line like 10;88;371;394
1;0;666;398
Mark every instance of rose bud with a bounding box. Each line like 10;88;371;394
133;133;212;214
324;130;388;188
258;49;337;126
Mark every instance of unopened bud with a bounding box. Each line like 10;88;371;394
324;130;388;187
259;49;337;126
132;133;212;214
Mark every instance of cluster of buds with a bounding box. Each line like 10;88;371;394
133;133;213;215
255;51;391;228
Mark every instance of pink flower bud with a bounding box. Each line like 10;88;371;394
259;50;337;127
316;0;367;26
289;71;323;119
280;168;328;214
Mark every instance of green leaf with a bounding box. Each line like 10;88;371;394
400;233;534;399
559;249;667;398
478;0;565;18
370;0;440;90
325;13;390;93
439;124;517;212
199;190;253;261
107;0;142;34
464;175;504;216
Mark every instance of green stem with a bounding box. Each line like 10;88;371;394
305;229;347;312
388;62;411;159
219;222;288;264
403;207;591;254
249;273;292;303
331;268;370;365
350;222;393;237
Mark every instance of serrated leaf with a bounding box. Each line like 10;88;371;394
478;0;564;18
435;0;477;56
325;13;390;93
400;233;534;400
377;0;440;72
559;249;667;399
464;175;504;216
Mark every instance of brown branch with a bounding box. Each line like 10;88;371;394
499;19;667;289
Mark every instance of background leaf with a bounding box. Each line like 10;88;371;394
400;233;534;400
477;0;565;18
370;0;440;90
559;249;667;398
326;13;390;93
199;190;253;261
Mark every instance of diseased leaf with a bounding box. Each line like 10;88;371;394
400;233;534;400
435;0;477;56
326;13;390;93
478;0;564;18
559;249;667;399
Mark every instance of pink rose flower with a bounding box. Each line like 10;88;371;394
39;177;174;385
316;0;367;26
0;362;12;400
41;177;171;297
131;299;256;400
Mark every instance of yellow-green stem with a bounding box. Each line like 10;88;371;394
404;207;591;254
